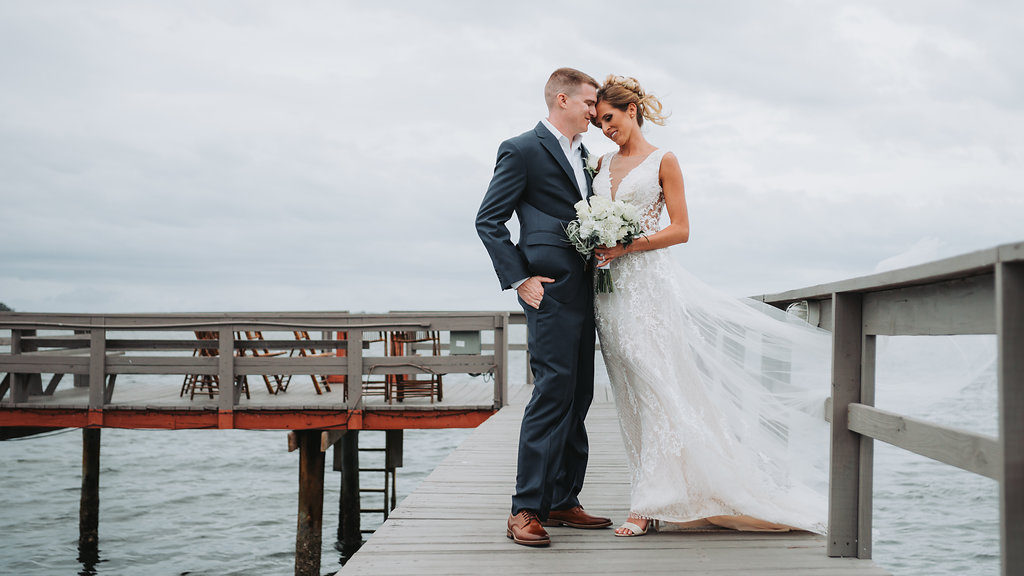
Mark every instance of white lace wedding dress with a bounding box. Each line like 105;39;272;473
594;149;830;533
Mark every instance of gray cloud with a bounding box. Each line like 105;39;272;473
1;1;1021;312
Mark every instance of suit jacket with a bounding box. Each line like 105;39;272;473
476;122;594;303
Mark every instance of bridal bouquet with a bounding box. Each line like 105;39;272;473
565;195;645;293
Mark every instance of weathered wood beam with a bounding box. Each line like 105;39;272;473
234;357;350;374
321;430;345;451
997;260;1024;576
79;428;100;552
338;430;361;560
857;335;875;559
295;429;325;576
217;328;234;428
362;355;496;375
493;313;508;408
44;373;64;395
0;354;91;374
758;241;1020;304
828;292;863;557
88;329;105;413
862;273;995;335
0;426;62;440
346;329;363;409
848;403;1000;480
103;375;117;404
105;357;218;375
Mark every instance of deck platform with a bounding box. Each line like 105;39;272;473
0;375;499;430
338;389;890;575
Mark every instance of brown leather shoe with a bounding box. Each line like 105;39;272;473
507;510;551;546
542;506;613;529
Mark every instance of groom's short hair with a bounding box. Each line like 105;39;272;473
545;68;599;110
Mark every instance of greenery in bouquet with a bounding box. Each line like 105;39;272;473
565;195;645;293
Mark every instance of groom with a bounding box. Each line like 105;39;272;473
476;68;611;547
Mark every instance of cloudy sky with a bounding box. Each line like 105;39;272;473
1;1;1021;313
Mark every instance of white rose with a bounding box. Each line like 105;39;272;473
597;219;620;246
585;154;600;174
619;202;639;222
574;199;591;219
589;196;614;220
579;220;595;238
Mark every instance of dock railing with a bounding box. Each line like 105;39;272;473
0;311;511;425
756;241;1022;576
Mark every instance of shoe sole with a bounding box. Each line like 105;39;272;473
541;519;613;529
506;529;550;546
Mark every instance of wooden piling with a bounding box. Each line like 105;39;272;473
338;430;361;559
295;429;325;576
79;428;100;549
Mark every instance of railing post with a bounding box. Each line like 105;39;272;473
88;325;106;420
828;292;863;557
74;330;90;388
346;328;363;409
9;329;24;402
996;261;1023;576
858;334;876;559
217;328;234;428
493;313;508;408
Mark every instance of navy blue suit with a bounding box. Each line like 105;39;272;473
476;122;596;519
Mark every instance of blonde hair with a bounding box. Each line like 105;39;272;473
544;67;599;110
595;75;668;127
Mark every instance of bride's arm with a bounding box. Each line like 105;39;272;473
629;152;689;251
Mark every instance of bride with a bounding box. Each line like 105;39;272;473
589;75;831;537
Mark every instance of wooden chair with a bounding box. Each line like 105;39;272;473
287;330;333;395
237;331;288;394
361;332;394;402
390;331;443;403
180;331;251;400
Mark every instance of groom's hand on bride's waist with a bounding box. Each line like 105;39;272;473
516;276;554;309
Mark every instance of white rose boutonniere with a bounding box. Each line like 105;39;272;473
584;153;600;178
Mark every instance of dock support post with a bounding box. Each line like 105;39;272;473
857;334;875;559
79;428;100;556
337;430;362;559
997;261;1023;576
494;313;509;408
828;292;863;557
295;429;325;576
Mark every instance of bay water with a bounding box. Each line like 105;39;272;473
0;338;1001;575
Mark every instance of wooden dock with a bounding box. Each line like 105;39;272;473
337;388;891;575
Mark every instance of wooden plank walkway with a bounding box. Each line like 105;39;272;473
337;389;891;575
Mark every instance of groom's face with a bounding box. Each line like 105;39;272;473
565;84;598;135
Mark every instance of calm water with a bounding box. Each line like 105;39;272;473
0;338;1000;575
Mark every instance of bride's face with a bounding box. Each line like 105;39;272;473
596;100;636;145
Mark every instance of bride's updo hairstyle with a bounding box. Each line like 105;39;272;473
595;75;669;127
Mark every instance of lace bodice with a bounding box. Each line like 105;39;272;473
593;149;667;233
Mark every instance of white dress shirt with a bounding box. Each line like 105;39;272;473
512;119;588;290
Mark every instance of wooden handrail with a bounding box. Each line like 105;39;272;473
757;240;1021;576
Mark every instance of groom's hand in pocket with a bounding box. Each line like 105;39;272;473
517;276;554;309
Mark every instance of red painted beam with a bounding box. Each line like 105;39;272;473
0;408;496;431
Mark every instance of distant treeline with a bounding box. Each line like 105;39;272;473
0;302;11;312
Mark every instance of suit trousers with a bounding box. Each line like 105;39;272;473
511;285;596;519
